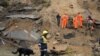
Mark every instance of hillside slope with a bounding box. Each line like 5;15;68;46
0;0;100;56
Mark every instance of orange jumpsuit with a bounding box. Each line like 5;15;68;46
73;17;78;29
76;14;83;28
60;15;69;29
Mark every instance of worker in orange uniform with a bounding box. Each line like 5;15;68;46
60;14;69;29
76;12;83;28
73;16;79;29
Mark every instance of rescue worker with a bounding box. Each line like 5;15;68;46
96;38;100;45
76;12;83;28
73;16;79;29
87;16;95;31
56;14;61;27
68;16;73;28
38;30;49;56
60;14;69;29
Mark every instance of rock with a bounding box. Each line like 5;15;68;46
55;32;60;36
63;33;75;39
53;41;59;45
0;0;8;7
3;29;41;41
35;19;43;24
6;14;40;20
0;6;4;12
0;22;6;31
23;6;33;10
19;40;30;48
9;6;34;12
0;38;5;45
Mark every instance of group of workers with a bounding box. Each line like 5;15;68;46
38;12;96;56
56;12;95;31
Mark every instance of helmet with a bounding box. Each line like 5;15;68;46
42;30;48;35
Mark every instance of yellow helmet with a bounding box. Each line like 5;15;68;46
43;30;48;35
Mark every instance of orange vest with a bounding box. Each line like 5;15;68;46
77;15;83;23
61;15;68;22
73;17;78;28
60;15;68;25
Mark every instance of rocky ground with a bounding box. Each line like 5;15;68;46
0;0;100;56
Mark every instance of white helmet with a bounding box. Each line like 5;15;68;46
42;30;48;35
